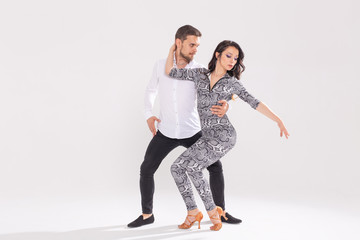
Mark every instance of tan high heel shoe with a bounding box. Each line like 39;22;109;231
178;211;203;229
209;206;228;231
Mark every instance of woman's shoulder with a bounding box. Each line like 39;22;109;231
223;73;238;82
189;67;209;75
226;75;244;87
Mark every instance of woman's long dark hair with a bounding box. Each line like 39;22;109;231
208;40;245;80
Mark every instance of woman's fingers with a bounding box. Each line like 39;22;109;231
281;128;289;139
285;130;290;139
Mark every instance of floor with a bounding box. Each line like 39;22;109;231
0;194;359;240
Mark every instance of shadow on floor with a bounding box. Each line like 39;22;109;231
0;223;214;240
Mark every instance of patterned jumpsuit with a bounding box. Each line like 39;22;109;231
169;67;260;211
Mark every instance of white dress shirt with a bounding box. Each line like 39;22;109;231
144;59;203;139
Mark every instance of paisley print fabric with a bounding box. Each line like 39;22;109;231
169;68;260;211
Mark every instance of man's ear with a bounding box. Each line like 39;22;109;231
175;38;182;49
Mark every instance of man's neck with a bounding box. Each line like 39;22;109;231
175;52;190;69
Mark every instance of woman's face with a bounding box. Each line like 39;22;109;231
217;46;239;71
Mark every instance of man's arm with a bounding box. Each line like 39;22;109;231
144;61;161;136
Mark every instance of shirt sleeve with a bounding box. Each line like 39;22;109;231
232;79;260;109
143;61;159;120
169;67;205;82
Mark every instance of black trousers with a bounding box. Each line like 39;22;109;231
140;130;225;214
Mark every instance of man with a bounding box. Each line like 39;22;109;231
128;25;241;228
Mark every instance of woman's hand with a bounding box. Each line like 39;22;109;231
255;102;290;139
169;43;176;54
277;121;290;139
166;43;176;75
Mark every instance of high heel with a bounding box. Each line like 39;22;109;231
178;211;203;229
209;206;227;231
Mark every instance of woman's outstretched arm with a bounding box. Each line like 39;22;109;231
232;80;289;139
256;102;290;139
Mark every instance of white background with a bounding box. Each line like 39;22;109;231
1;0;359;239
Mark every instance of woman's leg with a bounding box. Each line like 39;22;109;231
180;131;226;210
171;137;224;211
170;149;198;211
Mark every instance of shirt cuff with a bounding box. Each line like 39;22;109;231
144;110;153;120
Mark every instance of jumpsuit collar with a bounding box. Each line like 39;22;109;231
208;72;231;92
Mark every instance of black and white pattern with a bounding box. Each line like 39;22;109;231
169;68;260;211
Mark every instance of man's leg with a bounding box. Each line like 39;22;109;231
207;161;225;210
128;131;178;228
206;161;242;224
140;131;178;214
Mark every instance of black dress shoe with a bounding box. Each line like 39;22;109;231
221;212;242;224
127;214;155;228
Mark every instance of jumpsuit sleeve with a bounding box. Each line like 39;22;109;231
232;80;261;109
169;67;206;82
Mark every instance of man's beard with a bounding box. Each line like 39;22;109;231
179;49;193;62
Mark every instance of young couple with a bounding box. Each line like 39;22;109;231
128;25;289;231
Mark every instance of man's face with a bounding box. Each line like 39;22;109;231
178;35;200;62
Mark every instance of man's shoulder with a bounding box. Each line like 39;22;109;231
155;58;205;69
152;59;166;72
156;58;167;65
188;60;205;69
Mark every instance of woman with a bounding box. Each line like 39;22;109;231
165;40;289;231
